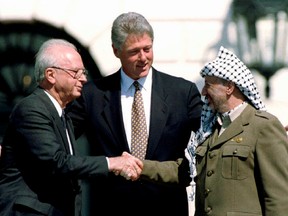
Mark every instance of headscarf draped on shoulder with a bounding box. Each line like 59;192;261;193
185;46;266;201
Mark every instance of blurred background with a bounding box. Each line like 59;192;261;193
1;0;288;215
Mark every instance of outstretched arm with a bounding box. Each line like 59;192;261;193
140;158;190;186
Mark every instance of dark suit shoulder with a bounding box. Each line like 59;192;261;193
152;68;198;93
154;69;195;84
12;89;46;112
10;88;58;123
84;71;120;92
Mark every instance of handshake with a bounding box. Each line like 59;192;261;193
108;152;143;181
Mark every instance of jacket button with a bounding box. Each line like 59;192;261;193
209;152;215;159
207;170;214;176
204;188;211;196
205;206;212;215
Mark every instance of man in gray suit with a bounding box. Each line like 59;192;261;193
186;46;288;215
0;39;143;216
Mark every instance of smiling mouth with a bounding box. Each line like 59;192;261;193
137;65;146;69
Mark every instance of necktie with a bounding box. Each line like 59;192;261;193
219;115;231;135
131;81;148;160
61;110;73;155
61;110;67;129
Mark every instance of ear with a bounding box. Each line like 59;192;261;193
45;68;56;84
226;81;235;95
112;44;120;58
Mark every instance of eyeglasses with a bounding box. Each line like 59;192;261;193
51;66;88;79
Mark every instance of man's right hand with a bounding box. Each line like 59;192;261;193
108;151;143;181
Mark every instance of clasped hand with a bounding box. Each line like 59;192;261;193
109;152;143;181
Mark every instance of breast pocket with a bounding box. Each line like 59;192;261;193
222;145;250;180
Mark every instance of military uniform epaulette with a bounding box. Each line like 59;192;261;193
255;109;275;120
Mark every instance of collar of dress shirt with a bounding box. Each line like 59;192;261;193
217;101;248;127
120;68;152;94
44;90;63;117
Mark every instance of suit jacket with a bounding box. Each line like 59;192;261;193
67;68;202;216
195;104;288;216
0;87;109;216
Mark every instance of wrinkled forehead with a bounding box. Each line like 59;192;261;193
204;75;227;84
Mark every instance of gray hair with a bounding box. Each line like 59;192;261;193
34;39;77;83
111;12;154;51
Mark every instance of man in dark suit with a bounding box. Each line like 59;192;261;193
67;12;202;216
0;39;143;216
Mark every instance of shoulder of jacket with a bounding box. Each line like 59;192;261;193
254;110;276;121
153;69;197;89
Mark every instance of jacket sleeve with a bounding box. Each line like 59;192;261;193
255;113;288;215
140;157;191;186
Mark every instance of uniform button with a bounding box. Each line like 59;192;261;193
204;188;211;196
208;152;215;159
207;170;214;176
205;206;212;215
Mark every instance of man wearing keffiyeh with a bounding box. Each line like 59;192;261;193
186;46;288;215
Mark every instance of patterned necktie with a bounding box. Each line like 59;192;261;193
131;81;148;160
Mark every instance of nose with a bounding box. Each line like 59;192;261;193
201;86;207;96
79;74;87;83
138;50;147;61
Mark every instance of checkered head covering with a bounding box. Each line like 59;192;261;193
201;46;266;110
185;46;266;201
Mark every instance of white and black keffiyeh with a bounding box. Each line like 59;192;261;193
185;46;266;201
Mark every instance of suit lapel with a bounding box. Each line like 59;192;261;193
104;91;129;148
146;70;169;158
101;72;130;151
56;115;72;154
209;105;252;149
35;87;73;154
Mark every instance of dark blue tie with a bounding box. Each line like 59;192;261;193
61;110;67;129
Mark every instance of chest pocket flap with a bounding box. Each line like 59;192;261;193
222;145;251;179
222;145;250;158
